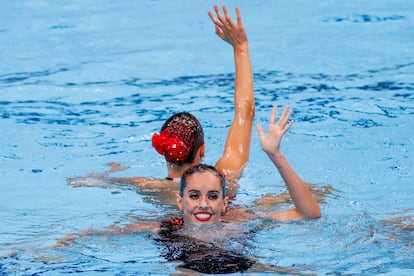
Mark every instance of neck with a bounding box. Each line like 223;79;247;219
166;150;202;178
166;163;192;179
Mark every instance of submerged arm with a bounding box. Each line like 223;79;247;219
67;162;130;189
53;221;160;248
257;106;321;221
208;5;255;178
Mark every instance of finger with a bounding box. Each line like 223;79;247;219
279;106;292;126
214;5;226;24
280;120;294;136
222;5;234;25
207;10;216;22
285;108;293;125
256;124;265;139
269;105;277;127
208;10;223;28
235;7;243;27
281;105;290;118
215;25;224;38
213;4;219;14
283;120;294;134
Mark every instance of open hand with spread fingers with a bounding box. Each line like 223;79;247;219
256;106;294;156
208;5;248;47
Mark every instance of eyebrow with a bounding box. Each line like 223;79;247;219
187;189;220;194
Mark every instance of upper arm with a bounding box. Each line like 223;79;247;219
265;209;305;222
264;208;321;222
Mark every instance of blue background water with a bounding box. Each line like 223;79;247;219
1;0;413;275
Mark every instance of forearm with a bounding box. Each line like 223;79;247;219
268;151;321;219
233;43;254;117
53;222;159;248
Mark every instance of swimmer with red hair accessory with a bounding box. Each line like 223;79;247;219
151;5;254;188
68;5;254;201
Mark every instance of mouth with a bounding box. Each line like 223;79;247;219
194;212;213;222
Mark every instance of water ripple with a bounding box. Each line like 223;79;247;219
0;68;70;85
1;63;413;129
323;14;405;23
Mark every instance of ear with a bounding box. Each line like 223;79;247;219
199;144;205;158
222;196;229;213
176;193;184;211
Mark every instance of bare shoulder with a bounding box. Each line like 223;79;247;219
109;177;180;206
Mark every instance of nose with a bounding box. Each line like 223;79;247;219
198;196;209;210
198;205;208;211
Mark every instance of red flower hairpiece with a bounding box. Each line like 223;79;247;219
152;129;190;163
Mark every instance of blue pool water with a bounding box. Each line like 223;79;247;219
1;0;413;275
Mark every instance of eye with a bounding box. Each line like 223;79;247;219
189;193;199;200
208;193;219;200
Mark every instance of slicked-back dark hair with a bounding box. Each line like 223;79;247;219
180;164;226;197
161;112;204;165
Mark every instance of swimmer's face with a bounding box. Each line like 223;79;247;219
177;171;228;226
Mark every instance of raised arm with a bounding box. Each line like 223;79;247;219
208;5;255;178
256;106;321;221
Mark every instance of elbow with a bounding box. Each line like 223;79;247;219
306;208;322;220
312;212;322;220
299;204;321;220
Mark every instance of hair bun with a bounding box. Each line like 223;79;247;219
152;130;190;162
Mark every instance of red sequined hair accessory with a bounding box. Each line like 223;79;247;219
152;129;190;163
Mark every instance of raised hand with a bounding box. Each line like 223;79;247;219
208;5;248;47
256;106;294;156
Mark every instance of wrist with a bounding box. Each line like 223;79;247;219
234;42;249;53
266;149;283;159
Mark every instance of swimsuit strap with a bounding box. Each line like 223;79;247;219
166;177;180;182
